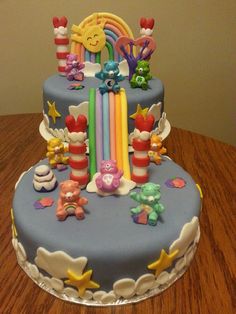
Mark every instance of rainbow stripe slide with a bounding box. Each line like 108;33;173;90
88;88;131;180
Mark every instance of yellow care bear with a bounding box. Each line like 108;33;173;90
46;138;68;168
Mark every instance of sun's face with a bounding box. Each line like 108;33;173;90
83;25;106;53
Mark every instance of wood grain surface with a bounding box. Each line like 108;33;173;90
0;114;235;314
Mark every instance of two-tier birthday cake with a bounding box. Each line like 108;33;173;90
11;12;202;306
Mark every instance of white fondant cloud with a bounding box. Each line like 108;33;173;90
86;173;136;196
169;216;199;258
113;278;136;298
133;128;151;141
68;131;87;143
101;291;117;304
63;287;78;298
118;60;129;77
135;274;155;296
16;241;27;263
152;112;167;136
50;277;64;291
129;128;152;146
93;290;107;302
54;26;68;36
155;271;169;285
35;247;88;278
40;275;64;292
148;102;162;122
12;238;18;251
51;128;65;141
82;62;101;77
28;263;40;280
69;101;88;120
43;111;49;128
81;290;93;300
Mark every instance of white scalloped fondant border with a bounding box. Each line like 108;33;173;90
12;219;200;306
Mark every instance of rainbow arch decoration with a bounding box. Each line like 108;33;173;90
70;12;134;64
88;88;131;180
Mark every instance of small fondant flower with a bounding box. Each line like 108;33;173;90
172;178;186;188
33;197;54;209
40;197;54;207
34;200;45;209
165;177;186;189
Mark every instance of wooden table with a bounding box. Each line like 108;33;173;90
0;114;235;314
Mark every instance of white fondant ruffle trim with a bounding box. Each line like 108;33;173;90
12;222;200;306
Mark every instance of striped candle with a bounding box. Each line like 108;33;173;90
52;16;69;76
65;114;89;189
131;114;155;186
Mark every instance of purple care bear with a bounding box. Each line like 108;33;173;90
95;160;123;193
65;54;85;81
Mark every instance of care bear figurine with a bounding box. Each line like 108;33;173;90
148;134;167;165
95;160;123;193
65;54;85;81
130;182;165;226
95;61;125;94
56;180;88;221
46;138;68;168
130;60;152;90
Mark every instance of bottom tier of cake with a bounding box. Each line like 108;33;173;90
11;157;202;305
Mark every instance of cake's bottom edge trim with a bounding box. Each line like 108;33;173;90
12;226;200;306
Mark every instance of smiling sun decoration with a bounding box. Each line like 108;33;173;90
71;14;106;53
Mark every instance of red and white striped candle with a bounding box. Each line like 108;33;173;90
131;114;155;186
139;17;155;36
65;115;89;189
52;16;70;76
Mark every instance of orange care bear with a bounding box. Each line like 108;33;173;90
148;134;167;165
56;180;88;221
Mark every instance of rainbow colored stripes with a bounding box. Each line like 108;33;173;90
71;12;134;63
88;88;131;180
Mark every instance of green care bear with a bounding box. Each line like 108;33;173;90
130;183;165;226
130;60;152;90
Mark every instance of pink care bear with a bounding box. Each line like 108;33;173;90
56;180;88;221
95;160;123;193
65;54;85;81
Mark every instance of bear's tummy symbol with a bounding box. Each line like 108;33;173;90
102;174;114;186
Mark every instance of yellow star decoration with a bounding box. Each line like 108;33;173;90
147;249;179;276
129;104;149;119
64;269;100;297
11;208;17;237
47;101;61;124
196;183;203;199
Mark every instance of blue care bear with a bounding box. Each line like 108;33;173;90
95;61;125;94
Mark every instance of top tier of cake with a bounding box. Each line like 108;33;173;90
42;12;165;141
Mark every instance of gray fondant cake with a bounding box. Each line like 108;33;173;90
12;157;202;305
11;12;203;306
